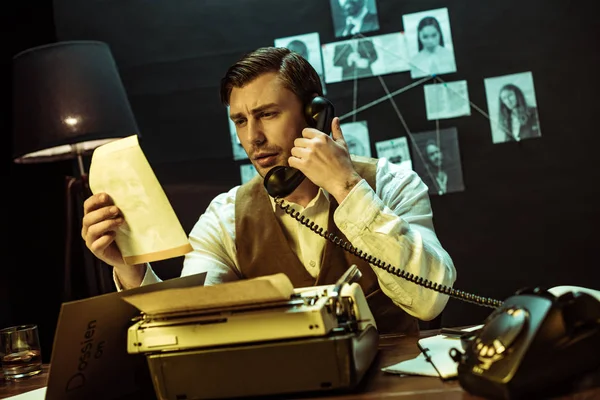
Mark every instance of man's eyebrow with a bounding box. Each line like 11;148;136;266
230;103;279;120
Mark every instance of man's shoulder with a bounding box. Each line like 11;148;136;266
207;185;239;209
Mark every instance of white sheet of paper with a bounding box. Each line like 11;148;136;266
382;325;483;379
88;135;193;264
382;352;439;377
340;121;372;157
2;387;47;399
375;137;412;170
424;80;471;120
121;273;294;315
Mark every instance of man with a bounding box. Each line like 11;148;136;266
335;0;380;38
423;140;448;195
333;38;378;81
81;47;456;334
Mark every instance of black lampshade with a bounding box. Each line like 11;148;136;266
12;40;139;163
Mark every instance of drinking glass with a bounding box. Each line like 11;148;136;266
0;324;43;380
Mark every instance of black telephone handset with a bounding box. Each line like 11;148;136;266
263;96;335;198
451;287;600;399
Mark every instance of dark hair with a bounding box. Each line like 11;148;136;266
220;46;322;106
286;40;309;60
498;84;533;135
424;139;442;165
425;139;440;150
417;16;444;51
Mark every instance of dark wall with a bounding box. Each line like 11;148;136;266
4;1;70;362
5;0;600;358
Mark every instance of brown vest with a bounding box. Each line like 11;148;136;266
235;158;419;335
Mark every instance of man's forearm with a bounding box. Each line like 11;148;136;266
114;263;147;290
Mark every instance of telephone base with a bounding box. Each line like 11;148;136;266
456;289;600;400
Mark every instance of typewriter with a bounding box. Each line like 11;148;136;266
123;265;379;400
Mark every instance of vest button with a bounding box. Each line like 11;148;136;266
310;260;316;267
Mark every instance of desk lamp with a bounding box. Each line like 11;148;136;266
12;40;139;300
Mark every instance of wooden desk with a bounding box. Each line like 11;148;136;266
0;331;598;399
0;365;49;399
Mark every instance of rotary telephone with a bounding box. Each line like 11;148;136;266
263;97;600;399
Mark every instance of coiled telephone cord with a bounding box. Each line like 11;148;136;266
275;198;503;309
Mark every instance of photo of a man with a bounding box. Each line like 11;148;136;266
332;38;378;81
322;33;409;83
274;32;327;94
410;127;465;196
330;0;380;38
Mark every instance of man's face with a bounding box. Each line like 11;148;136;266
339;0;364;18
229;72;307;178
426;144;443;167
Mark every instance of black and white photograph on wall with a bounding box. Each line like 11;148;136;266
424;80;471;120
330;0;380;38
375;136;412;170
274;32;327;94
402;7;457;79
484;71;541;144
410;127;465;196
322;33;409;84
240;163;259;185
227;106;248;161
340;121;372;157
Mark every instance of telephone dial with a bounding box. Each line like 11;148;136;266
451;287;600;399
263;97;600;399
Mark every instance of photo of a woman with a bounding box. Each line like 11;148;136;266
402;8;457;79
497;84;540;142
484;71;542;144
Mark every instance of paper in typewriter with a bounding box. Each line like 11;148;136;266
121;273;295;316
88;135;193;265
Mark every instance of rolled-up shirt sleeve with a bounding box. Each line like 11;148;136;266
334;158;456;321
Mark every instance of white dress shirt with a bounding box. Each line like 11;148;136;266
131;157;457;321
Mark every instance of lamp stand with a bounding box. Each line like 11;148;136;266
62;153;114;301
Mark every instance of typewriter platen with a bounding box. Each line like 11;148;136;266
125;266;379;400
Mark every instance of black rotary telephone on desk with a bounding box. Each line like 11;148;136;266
262;97;600;400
